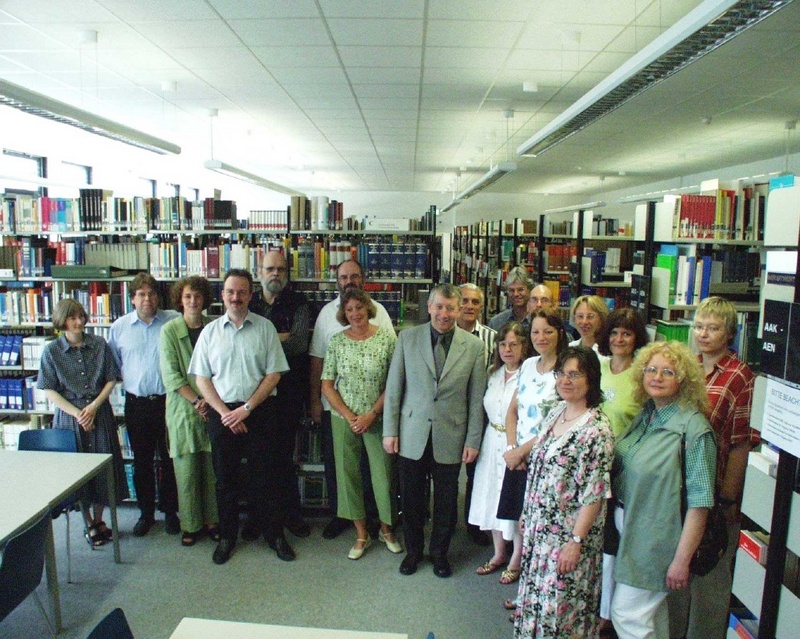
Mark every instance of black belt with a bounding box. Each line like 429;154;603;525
126;392;165;401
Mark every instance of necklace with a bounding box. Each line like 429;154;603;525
560;408;588;424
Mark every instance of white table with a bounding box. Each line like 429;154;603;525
0;450;121;633
169;618;408;639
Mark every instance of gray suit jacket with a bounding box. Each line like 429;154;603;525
383;323;487;464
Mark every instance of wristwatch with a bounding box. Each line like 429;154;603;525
243;403;252;412
571;534;583;544
505;445;516;452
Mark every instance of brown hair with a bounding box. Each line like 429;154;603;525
52;298;87;331
336;289;377;326
170;276;214;312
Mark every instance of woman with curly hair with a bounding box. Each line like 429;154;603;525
610;342;717;639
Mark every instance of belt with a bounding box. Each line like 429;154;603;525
490;422;506;433
126;392;165;401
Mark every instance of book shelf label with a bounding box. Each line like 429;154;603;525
762;377;800;457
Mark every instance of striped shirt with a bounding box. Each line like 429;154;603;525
471;321;497;368
704;351;759;491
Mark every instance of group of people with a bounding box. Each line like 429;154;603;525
34;256;758;639
463;269;757;639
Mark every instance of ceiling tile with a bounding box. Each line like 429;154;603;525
424;47;506;70
92;0;220;22
208;0;319;19
227;19;329;48
130;20;242;48
319;0;424;20
327;18;423;47
251;46;340;68
426;20;524;48
337;46;421;68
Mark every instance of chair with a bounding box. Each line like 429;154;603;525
86;608;134;639
0;511;52;631
18;428;88;583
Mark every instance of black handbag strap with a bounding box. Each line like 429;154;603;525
679;432;688;523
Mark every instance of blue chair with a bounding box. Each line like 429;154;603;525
86;608;134;639
19;428;88;583
0;511;52;631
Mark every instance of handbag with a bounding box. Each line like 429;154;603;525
679;432;728;577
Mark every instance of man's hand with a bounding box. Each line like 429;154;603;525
309;399;323;425
383;436;399;455
462;446;479;464
221;406;250;433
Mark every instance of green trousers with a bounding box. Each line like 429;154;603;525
173;450;218;533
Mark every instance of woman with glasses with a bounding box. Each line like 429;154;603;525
513;346;614;638
569;295;609;352
498;309;566;592
611;342;716;639
470;321;531;582
668;297;758;639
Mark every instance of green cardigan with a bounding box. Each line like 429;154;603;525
159;316;213;458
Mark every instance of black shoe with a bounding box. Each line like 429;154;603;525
268;535;297;562
285;516;311;538
468;526;491;547
432;555;452;578
322;517;350;540
212;539;235;565
133;516;155;537
399;553;422;576
240;519;261;542
165;513;181;535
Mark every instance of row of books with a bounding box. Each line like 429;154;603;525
578;286;631;311
651;313;758;365
295;285;406;325
292;239;430;280
0;193;241;233
0;288;53;324
666;181;767;241
543;243;577;272
0;335;24;366
541;274;572;309
0;374;28;410
290;198;436;233
147;239;287;279
589;216;634;237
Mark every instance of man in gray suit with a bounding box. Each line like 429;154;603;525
383;284;487;578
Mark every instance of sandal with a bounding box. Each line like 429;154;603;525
476;559;505;575
206;525;220;541
500;568;521;584
84;524;106;548
181;530;202;547
503;599;517;611
96;521;113;542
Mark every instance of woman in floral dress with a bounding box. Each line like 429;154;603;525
514;346;614;639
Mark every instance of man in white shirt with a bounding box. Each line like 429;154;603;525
308;259;394;539
189;269;291;565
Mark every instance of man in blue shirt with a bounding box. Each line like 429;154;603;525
109;273;180;537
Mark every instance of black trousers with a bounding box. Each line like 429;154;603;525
273;391;304;521
207;399;284;542
125;393;178;519
399;437;461;559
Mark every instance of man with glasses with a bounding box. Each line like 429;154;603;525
109;273;180;537
247;250;312;540
309;259;394;539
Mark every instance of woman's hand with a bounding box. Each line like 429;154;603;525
503;446;527;471
194;398;209;421
349;412;374;435
666;557;691;590
557;540;581;574
76;403;97;429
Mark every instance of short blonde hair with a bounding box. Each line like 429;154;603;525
695;296;737;346
52;298;87;331
630;341;709;413
570;295;609;322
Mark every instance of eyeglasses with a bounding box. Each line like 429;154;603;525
643;366;677;378
554;371;586;381
574;313;598;322
692;323;725;334
262;266;287;274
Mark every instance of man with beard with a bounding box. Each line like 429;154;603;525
309;259;394;539
245;250;311;540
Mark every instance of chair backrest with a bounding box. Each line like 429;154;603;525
86;608;134;639
18;428;78;453
0;511;50;621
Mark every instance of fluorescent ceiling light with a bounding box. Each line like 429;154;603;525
456;162;517;201
0;79;180;155
544;201;606;214
204;159;305;197
441;197;464;213
517;0;791;158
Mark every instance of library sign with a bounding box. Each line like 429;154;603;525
761;299;800;456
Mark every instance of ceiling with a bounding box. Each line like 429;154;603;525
1;0;799;201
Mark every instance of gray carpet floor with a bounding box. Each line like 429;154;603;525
2;505;515;639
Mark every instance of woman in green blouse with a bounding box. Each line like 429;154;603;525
159;276;218;546
321;288;401;560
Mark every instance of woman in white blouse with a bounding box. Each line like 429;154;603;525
469;321;531;582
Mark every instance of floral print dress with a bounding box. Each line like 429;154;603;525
514;402;614;639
